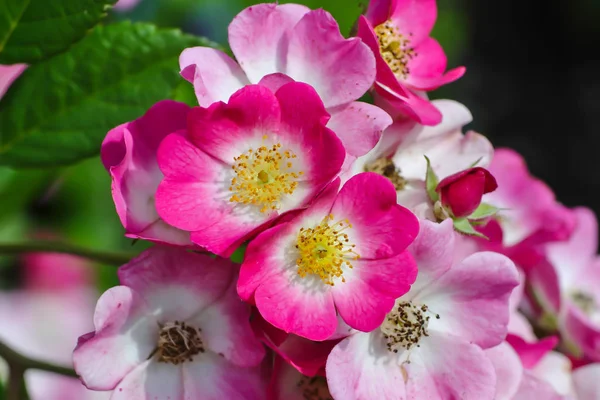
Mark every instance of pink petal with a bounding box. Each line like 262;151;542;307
531;351;575;396
485;342;524;400
405;37;465;90
546;207;598;288
326;102;392;158
404;331;497;399
407;219;455;294
228;3;310;83
418;251;519;349
331;172;420;259
111;359;183;400
252;313;337;377
254;271;337;341
179;47;249;107
332;252;417;332
286;10;376;108
326;331;407;400
187;85;282;163
188;278;265;368
274;82;345;185
390;0;437;45
72;287;156;390
365;0;394;26
0;64;26;99
117;246;235;322
258;72;295;93
573;363;600;400
512;371;563;400
507;334;558;369
560;301;600;360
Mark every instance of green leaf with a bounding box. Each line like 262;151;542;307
468;203;499;220
0;0;117;64
453;217;487;238
0;22;214;168
424;155;440;202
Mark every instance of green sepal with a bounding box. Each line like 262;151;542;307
453;217;488;239
424;155;440;203
468;203;499;220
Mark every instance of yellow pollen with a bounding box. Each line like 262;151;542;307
229;137;304;213
374;20;417;80
295;214;360;286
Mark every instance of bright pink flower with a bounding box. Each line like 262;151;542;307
325;219;519;399
0;64;26;98
357;0;465;125
180;3;391;158
155;83;345;256
72;247;266;399
436;167;497;217
101;100;194;246
23;251;91;291
238;173;419;341
480;148;575;267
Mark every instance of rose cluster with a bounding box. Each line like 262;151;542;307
73;1;600;399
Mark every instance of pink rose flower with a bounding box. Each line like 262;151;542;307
101;100;194;246
357;0;465;125
72;247;266;399
180;3;391;159
0;64;26;98
238;172;419;341
155;83;345;256
325;219;519;399
436;167;498;218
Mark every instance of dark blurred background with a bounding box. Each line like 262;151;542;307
2;0;600;291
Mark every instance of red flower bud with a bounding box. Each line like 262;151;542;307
436;167;498;218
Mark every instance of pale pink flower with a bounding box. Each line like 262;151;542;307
113;0;141;12
73;247;266;399
238;173;419;341
155;83;345;256
538;207;600;361
357;0;465;125
325;219;519;399
180;3;391;159
101;100;194;246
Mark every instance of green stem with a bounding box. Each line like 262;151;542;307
0;339;77;400
0;240;135;265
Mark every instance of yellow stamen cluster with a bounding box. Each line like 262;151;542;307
295;214;360;286
374;20;416;80
229;137;303;213
364;157;407;190
572;291;598;315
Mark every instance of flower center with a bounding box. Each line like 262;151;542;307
296;375;333;400
295;214;360;286
374;20;416;80
380;301;439;352
364;157;407;190
571;291;598;315
229;136;303;213
155;321;204;365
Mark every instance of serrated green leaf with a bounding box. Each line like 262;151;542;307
424;155;440;202
0;22;214;168
0;0;117;64
468;203;499;220
453;217;487;239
